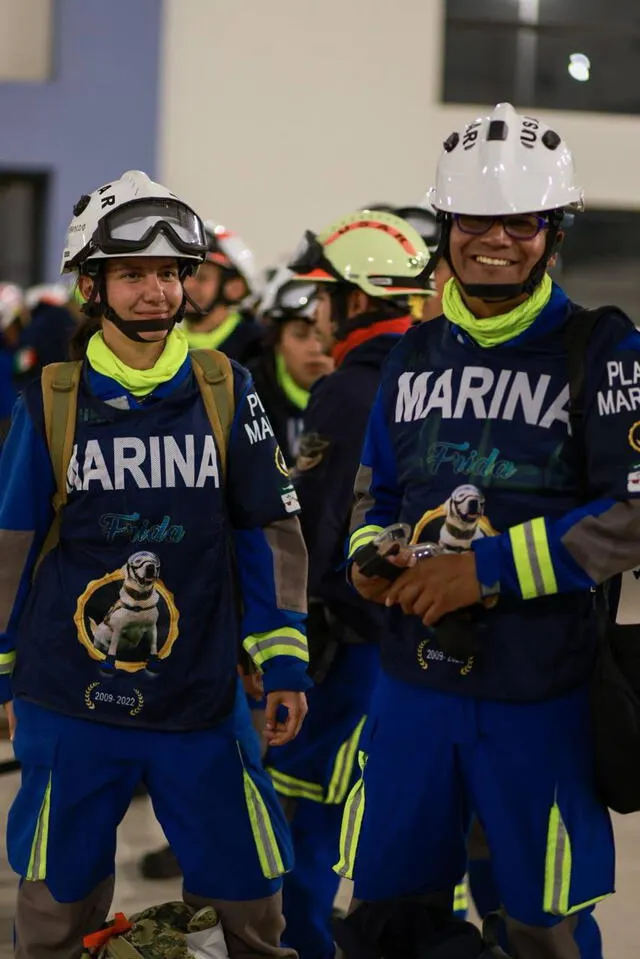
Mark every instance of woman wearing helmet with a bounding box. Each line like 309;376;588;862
247;267;334;466
181;221;264;364
341;104;640;959
0;170;309;959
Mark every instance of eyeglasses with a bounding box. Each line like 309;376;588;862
453;213;549;241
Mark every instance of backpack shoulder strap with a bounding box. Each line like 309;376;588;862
190;349;235;479
36;361;83;572
564;306;616;441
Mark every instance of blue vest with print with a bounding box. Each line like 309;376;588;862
15;372;238;729
380;291;598;701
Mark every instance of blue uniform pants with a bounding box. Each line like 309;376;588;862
7;683;292;904
281;800;344;959
337;674;614;939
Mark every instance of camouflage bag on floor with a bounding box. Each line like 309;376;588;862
82;901;229;959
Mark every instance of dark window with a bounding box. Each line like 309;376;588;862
0;172;48;287
444;0;640;115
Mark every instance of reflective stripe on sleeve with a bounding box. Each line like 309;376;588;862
510;517;558;600
243;628;308;669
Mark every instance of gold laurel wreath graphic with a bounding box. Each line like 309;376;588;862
84;681;100;710
417;639;429;671
130;689;144;717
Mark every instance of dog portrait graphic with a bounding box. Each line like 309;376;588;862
411;484;497;552
90;551;163;674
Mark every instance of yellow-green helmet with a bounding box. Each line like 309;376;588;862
288;210;432;299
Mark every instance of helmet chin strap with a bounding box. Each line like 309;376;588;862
81;263;193;343
426;213;563;304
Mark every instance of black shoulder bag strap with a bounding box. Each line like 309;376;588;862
564;306;620;498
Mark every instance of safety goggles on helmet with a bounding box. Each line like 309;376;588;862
453;212;549;241
266;282;317;321
92;198;207;258
288;231;341;282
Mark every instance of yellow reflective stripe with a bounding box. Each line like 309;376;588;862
453;880;468;912
334;751;367;879
509;517;558;600
544;801;573;915
0;650;15;675
243;628;308;669
242;769;285;879
348;525;384;559
544;801;613;916
326;715;367;805
565;893;611;916
26;775;52;881
268;767;324;803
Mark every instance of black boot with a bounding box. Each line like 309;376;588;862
139;843;182;880
334;898;496;959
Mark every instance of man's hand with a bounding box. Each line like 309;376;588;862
351;547;417;603
4;702;15;742
264;690;308;746
385;552;481;625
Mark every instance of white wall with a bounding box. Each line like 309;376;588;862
160;0;640;268
0;0;52;81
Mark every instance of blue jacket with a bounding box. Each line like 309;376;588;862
349;285;640;701
0;355;310;729
298;316;412;640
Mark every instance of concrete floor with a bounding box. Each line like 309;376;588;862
0;739;637;957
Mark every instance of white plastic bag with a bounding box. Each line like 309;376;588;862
186;923;230;959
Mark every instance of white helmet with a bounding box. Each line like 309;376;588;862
0;283;24;331
25;283;70;310
260;266;317;323
427;102;584;217
203;221;261;299
61;170;207;274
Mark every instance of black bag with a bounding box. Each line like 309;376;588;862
566;306;640;813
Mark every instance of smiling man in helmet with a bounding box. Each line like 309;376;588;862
262;211;432;959
339;104;640;959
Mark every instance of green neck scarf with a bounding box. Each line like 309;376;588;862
184;311;242;351
442;273;553;347
86;327;189;398
276;352;309;411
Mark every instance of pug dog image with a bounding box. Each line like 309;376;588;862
90;551;162;674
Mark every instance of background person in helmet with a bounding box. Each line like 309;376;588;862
0;170;309;959
181;221;264;364
0;283;28;452
340;104;640;959
248;267;334;465
264;211;432;959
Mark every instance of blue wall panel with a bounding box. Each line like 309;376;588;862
0;0;162;279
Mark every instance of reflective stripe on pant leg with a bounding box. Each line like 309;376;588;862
326;715;367;805
26;775;52;882
543;801;611;917
239;745;286;880
334;751;367;879
453;878;469;914
267;767;324;803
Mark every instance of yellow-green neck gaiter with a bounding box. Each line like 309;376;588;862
184;311;242;351
276;352;309;411
442;273;553;347
86;327;189;397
